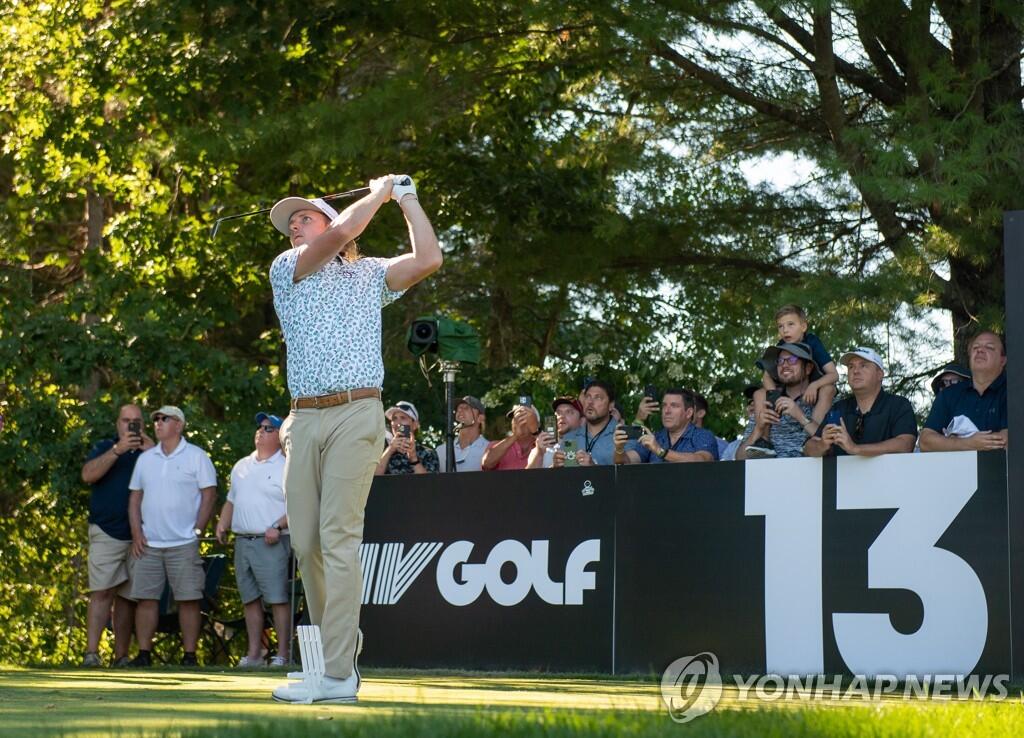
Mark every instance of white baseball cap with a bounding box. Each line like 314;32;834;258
269;197;339;236
385;401;420;424
840;347;885;373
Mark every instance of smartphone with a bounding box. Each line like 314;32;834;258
644;384;659;401
765;389;784;407
518;395;533;407
824;409;842;427
562;439;579;467
543;415;558;440
581;376;595;390
399;424;411;438
623;425;645;440
128;419;142;438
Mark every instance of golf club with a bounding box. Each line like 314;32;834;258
209;177;411;238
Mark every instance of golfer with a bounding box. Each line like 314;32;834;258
268;175;441;703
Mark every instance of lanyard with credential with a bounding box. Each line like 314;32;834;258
585;419;613;455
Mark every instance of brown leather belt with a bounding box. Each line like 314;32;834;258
290;387;381;410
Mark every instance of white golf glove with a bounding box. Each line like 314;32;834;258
391;175;417;203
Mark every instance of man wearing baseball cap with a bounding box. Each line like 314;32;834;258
435;396;489;472
482;402;541;470
805;347;917;457
215;412;290;667
127;406;217;667
268;176;441;703
376;401;440;475
526;397;583;469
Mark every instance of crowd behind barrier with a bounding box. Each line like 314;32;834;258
77;303;1008;668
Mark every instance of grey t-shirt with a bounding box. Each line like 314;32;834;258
770;397;813;457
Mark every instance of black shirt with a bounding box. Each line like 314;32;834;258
86;437;143;540
815;390;918;457
924;371;1007;433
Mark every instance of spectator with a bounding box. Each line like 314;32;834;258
920;330;1008;452
737;344;821;460
482;403;540;470
690;391;729;460
754;305;839;437
721;385;760;461
215;412;291;668
435;396;488;472
80;403;154;667
930;362;971;396
613;389;718;463
376;402;439;475
804;348;917;457
127;406;217;667
527;397;583;469
555;380;620;466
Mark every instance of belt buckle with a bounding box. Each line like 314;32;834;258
312;395;321;410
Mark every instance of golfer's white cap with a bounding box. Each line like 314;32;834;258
269;197;339;236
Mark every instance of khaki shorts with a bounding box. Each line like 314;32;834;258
87;524;134;596
234;535;291;605
130;541;205;602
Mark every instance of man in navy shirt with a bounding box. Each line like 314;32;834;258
80;404;154;667
804;347;917;457
613;389;719;463
920;330;1008;452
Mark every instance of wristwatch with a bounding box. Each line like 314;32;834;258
193;527;202;538
272;523;283;532
658;447;669;460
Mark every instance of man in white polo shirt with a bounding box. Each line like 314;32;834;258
127;405;217;667
268;175;441;703
435;396;489;472
215;411;290;668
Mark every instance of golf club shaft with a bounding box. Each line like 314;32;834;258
209;185;374;238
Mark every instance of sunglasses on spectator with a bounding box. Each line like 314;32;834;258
153;415;179;423
776;355;803;366
258;425;278;433
853;414;865;441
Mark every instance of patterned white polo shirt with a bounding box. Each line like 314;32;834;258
270;249;404;398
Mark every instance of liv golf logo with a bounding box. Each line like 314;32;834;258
358;539;600;607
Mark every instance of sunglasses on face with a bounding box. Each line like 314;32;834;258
776;355;802;366
258;425;278;433
153;415;178;423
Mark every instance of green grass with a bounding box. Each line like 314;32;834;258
0;666;1021;737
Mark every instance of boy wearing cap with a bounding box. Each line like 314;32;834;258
482;403;541;470
268;176;441;703
804;348;917;457
215;412;291;667
435;396;489;472
127;406;217;667
376;401;440;475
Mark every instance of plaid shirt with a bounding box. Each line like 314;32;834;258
384;441;440;475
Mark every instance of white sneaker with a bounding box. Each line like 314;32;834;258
272;672;359;704
237;655;264;668
269;655;287;667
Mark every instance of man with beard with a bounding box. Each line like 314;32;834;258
554;380;620;466
804;348;917;457
737;344;822;460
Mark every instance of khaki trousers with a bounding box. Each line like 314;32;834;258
280;397;384;678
